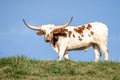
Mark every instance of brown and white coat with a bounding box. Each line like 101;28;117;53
23;18;109;62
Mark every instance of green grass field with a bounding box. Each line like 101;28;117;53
0;56;120;80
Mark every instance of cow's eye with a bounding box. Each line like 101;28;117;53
43;31;46;34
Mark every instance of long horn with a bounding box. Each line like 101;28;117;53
23;19;42;31
63;17;73;28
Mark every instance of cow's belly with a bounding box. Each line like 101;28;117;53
67;39;90;51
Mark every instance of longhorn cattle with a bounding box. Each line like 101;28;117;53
23;17;109;62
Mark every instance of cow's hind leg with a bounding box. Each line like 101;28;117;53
64;51;69;60
92;45;102;62
99;45;109;61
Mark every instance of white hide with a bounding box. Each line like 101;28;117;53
50;22;108;62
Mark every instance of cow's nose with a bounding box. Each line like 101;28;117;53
45;39;50;42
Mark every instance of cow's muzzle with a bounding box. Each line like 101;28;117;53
45;39;50;42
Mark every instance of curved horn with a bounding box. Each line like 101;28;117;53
62;17;73;28
23;19;42;31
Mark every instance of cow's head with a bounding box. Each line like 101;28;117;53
23;17;73;42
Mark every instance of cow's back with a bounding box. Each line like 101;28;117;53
64;22;108;51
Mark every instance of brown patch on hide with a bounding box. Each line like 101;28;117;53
51;36;58;48
74;25;85;34
88;34;91;37
51;28;68;48
53;28;68;37
81;34;84;37
73;34;75;38
78;36;80;38
90;31;94;35
79;38;82;41
68;31;72;37
86;24;92;30
36;31;44;36
78;36;82;41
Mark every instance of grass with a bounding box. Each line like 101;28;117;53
0;56;120;80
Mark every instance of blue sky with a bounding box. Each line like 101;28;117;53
0;0;120;62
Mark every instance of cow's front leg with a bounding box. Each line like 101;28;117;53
58;50;65;61
58;45;67;61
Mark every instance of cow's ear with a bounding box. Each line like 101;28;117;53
36;31;44;36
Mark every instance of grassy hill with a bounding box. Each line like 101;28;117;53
0;56;120;80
